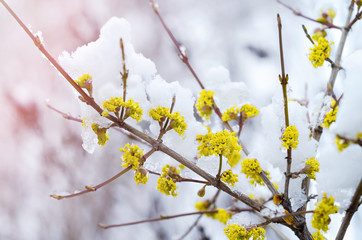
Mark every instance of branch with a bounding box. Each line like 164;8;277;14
336;178;362;240
277;14;293;200
98;210;218;229
313;0;355;140
277;0;342;29
148;0;249;155
50;166;132;200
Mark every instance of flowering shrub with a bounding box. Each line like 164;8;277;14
1;0;362;239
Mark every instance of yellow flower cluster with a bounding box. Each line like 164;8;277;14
102;97;143;122
316;9;336;24
312;230;326;240
335;136;350;152
149;106;187;137
134;169;148;185
304;157;320;180
75;74;93;95
91;123;109;146
356;0;362;7
240;104;260;118
312;193;338;232
282;125;299;150
196;129;241;165
120;144;143;170
223;225;266;240
309;37;333;68
222;104;259;122
194;202;231;224
240;158;268;186
215;209;232;224
322;100;338;129
221;170;239;187
195;90;215;120
156;165;180;197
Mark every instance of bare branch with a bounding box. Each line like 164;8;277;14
336;178;362;240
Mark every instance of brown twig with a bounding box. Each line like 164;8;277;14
336;178;362;240
277;14;293;201
148;0;249;155
50;166;132;200
277;0;342;29
98;210;219;229
259;171;279;196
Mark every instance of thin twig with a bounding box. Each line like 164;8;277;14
148;0;249;155
50;166;132;199
336;178;362;240
98;210;218;229
277;14;293;200
259;171;279;196
277;0;342;29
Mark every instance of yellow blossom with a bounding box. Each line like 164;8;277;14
322;100;338;129
75;74;93;95
222;106;240;122
304;157;320;180
156;165;180;197
309;37;333;68
221;170;239;187
149;106;170;122
195;90;215;120
316;9;336;24
224;224;266;240
91;123;109;146
240;104;259;118
312;193;338;232
215;209;232;224
312;230;327;240
335;136;350;151
195;200;211;212
149;106;187;137
282;125;299;150
197;129;241;163
241;158;269;186
119;144;143;170
102;97;143;121
134;170;148;185
123;99;143;122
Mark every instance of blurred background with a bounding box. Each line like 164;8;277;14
0;0;360;239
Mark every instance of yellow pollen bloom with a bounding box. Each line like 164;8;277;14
224;225;266;240
304;157;320;180
195;90;215;120
196;129;241;161
91;123;109;146
75;74;93;95
322;100;338;129
312;230;327;240
149;106;187;137
240;104;259;118
102;97;143;121
240;158;269;186
335;136;350;152
312;193;338;232
309;37;333;68
119;144;143;170
282;125;299;150
221;170;239;187
156;165;180;197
